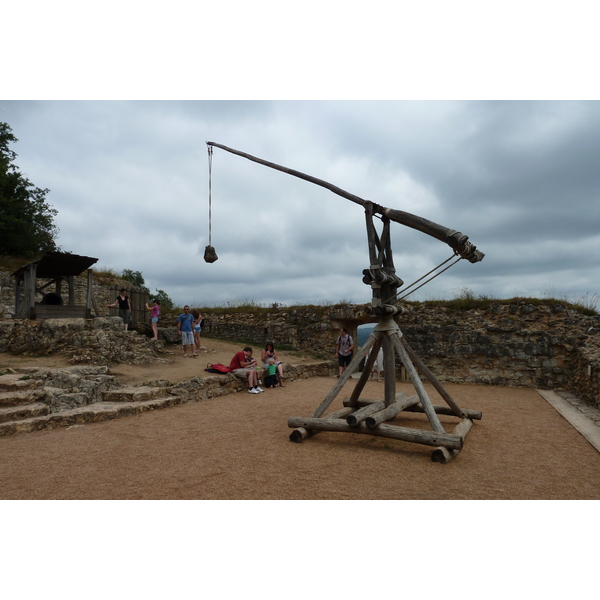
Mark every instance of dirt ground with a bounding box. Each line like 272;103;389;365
0;337;320;385
1;337;600;500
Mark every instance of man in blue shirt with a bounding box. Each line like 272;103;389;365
177;305;195;357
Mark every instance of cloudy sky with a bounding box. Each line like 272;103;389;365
2;99;599;308
4;4;599;310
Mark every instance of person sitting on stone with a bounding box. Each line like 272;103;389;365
261;342;286;387
229;347;263;394
264;358;279;388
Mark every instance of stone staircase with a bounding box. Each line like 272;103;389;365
0;374;50;430
0;370;183;437
0;360;336;437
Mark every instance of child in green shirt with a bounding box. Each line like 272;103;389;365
265;358;278;388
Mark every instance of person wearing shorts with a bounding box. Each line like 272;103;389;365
177;305;195;357
335;328;354;377
229;347;263;394
145;299;160;340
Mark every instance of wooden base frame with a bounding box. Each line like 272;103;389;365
288;317;481;462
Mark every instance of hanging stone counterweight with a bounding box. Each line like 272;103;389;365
204;245;218;263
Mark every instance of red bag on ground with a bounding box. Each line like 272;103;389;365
205;363;230;374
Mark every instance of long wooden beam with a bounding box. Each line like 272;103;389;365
289;406;354;443
206;142;484;263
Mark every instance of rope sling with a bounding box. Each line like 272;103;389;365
203;144;218;263
393;253;462;302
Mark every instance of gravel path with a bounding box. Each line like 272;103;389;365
1;373;599;500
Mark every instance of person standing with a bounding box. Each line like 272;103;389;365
145;299;160;341
369;345;384;382
107;288;132;331
335;328;354;377
192;310;204;356
177;305;195;357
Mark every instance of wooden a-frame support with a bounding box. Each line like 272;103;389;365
288;317;482;462
288;204;482;463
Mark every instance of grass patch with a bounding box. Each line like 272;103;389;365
416;287;598;316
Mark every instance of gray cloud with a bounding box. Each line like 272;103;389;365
2;100;599;307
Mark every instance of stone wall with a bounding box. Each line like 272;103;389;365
198;304;370;360
197;301;600;405
2;266;599;406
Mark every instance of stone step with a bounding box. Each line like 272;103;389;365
0;373;44;392
0;402;50;424
0;396;184;437
102;386;169;403
0;388;46;408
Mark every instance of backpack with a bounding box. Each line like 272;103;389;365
205;363;230;374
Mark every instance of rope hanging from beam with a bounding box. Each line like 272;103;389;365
203;145;218;263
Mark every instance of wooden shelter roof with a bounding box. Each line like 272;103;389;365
12;252;99;279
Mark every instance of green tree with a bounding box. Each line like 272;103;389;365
121;269;148;291
0;122;59;258
153;289;174;310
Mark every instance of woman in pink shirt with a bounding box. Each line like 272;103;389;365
145;299;160;341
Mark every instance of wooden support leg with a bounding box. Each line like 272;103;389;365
382;334;396;407
400;337;466;418
347;331;383;407
388;330;446;434
311;334;378;418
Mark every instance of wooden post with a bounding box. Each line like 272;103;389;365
67;275;75;306
311;334;377;418
14;274;22;318
347;331;383;407
389;329;446;433
382;333;396;406
400;337;466;418
24;265;36;318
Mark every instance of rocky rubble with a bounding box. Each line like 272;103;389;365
0;317;165;366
